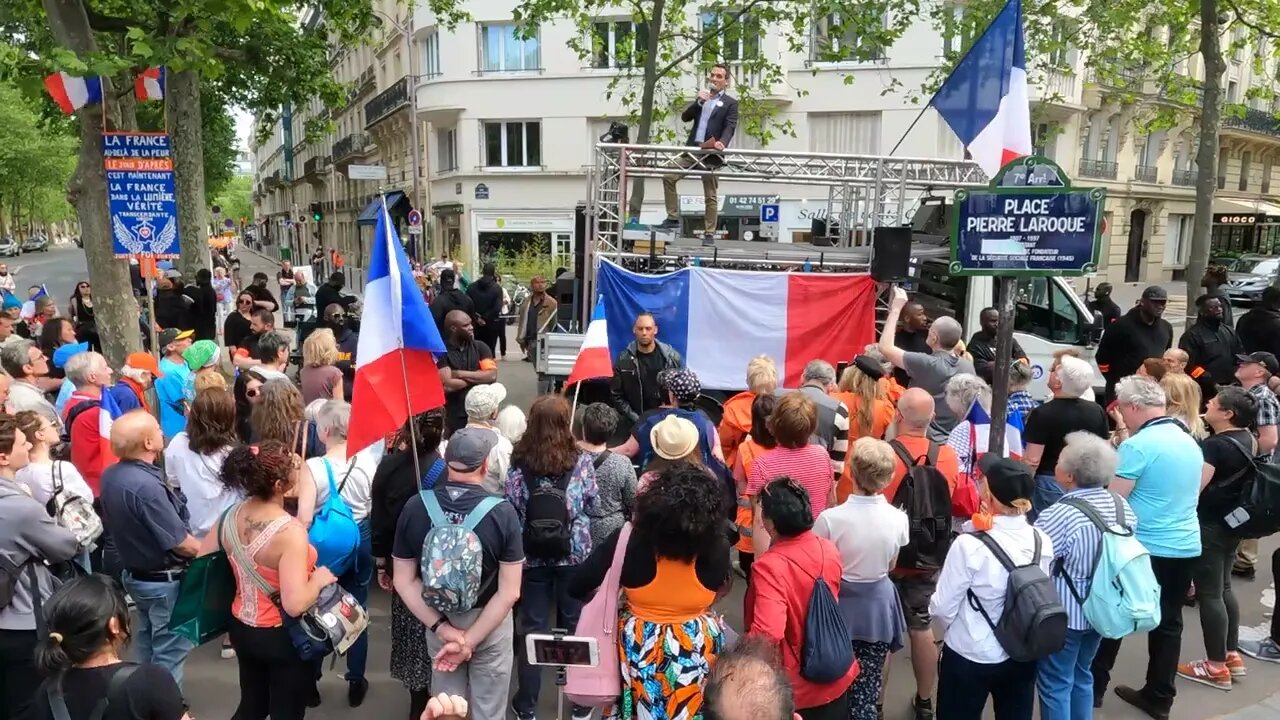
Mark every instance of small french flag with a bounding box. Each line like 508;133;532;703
98;387;123;472
135;67;165;102
43;72;103;115
565;297;612;388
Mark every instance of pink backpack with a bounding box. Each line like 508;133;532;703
565;522;632;706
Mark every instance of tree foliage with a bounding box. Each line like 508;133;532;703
209;174;252;228
0;78;76;237
134;87;237;199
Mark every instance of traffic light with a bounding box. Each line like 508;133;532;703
310;202;323;223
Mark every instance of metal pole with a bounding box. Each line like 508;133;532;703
988;276;1017;457
403;16;424;262
144;259;160;362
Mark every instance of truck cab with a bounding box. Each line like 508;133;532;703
908;259;1105;399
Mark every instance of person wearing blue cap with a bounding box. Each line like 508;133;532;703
51;341;91;418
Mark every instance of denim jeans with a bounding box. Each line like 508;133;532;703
338;519;374;682
1030;474;1064;523
512;564;586;716
123;572;194;690
1037;628;1102;720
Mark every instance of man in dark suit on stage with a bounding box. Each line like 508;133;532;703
659;62;739;234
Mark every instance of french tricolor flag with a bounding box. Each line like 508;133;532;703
963;400;1025;475
596;261;877;389
565;297;612;387
43;72;103;115
347;199;446;457
135;67;165;102
930;0;1032;177
98;388;123;472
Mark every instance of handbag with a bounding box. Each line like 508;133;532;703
170;507;237;646
222;504;369;661
565;522;632;706
45;462;102;549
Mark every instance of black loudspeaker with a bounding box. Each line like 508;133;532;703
555;274;579;329
871;226;913;283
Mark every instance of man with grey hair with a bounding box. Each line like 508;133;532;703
1091;374;1202;717
703;635;799;720
1;337;59;430
880;286;974;442
795;359;850;482
64;351;114;496
1035;431;1137;717
252;329;292;380
1023;354;1110;519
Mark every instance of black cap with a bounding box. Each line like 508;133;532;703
852;354;884;381
978;455;1034;507
1141;286;1169;301
1237;352;1280;375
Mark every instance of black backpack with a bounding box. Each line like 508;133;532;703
966;531;1068;662
889;440;953;572
1220;435;1280;539
523;469;573;560
51;400;100;463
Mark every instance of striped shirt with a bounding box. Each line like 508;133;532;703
747;444;834;516
1034;487;1138;630
797;386;850;480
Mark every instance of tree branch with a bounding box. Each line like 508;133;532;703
1223;0;1280;40
654;0;775;78
84;8;147;34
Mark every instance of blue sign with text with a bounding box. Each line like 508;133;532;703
103;132;180;258
951;189;1104;276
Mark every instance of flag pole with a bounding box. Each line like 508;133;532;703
571;382;581;422
383;190;424;483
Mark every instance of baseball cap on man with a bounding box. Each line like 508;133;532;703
1140;286;1169;301
125;351;164;378
52;342;90;369
1237;351;1280;376
445;426;498;472
158;328;194;348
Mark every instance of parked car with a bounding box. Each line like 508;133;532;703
1222;254;1280;305
0;237;19;257
21;235;48;253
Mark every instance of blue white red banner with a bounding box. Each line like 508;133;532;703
103;132;179;259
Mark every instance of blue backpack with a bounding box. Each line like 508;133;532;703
1057;493;1161;639
783;547;854;683
308;459;361;576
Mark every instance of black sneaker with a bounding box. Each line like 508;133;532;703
306;687;321;708
1239;637;1280;664
1114;686;1169;720
912;695;934;720
1232;565;1256;580
656;218;680;230
347;678;368;708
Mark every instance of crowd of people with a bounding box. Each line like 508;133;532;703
4;254;1280;720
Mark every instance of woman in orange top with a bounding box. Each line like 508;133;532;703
834;356;895;503
569;463;731;720
732;393;778;581
718;355;779;467
199;441;336;718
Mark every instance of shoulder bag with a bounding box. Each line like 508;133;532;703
565;522;632;706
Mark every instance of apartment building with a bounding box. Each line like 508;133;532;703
254;3;1280;285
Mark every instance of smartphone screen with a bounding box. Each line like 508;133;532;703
529;635;597;667
836;360;849;378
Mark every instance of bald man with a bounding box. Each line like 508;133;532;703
703;636;799;720
438;308;498;435
883;386;962;719
98;409;199;688
1162;348;1188;374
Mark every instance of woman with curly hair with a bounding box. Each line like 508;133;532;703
570;461;731;720
505;394;599;720
198;441;336;719
369;409;447;718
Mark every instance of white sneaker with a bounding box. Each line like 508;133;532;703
571;709;593;720
220;644;236;659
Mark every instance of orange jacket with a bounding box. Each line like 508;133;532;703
719;391;756;467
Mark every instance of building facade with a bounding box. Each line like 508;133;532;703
252;3;1280;285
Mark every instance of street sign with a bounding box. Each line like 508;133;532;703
759;203;780;239
949;156;1105;277
348;164;388;181
223;219;234;229
475;183;490;200
102;132;180;258
408;209;422;226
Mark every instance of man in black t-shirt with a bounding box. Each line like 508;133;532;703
894;300;932;387
391;427;523;720
1021;354;1110;520
437;309;496;434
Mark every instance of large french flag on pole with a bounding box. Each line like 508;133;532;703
566;297;612;387
930;0;1032;177
135;67;165;102
43;73;103;115
348;200;446;456
596;261;878;389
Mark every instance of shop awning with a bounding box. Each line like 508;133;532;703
356;191;408;226
1213;198;1259;215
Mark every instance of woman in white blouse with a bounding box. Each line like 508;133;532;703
164;387;240;539
929;455;1054;720
12;410;93;506
303;399;378;702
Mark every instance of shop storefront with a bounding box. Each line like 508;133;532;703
470;210;575;274
678;194;778;239
1211;212;1280;256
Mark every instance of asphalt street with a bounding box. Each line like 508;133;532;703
21;244;1280;719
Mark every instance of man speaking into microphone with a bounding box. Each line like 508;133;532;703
659;62;739;235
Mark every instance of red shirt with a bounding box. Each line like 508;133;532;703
64;393;104;496
745;531;858;709
747;444;834;515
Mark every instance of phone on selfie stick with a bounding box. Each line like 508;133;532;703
526;629;600;719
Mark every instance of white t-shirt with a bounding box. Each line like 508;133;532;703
308;451;377;522
164;433;239;538
16;460;93;508
813;494;909;582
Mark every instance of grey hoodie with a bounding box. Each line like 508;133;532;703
0;479;79;630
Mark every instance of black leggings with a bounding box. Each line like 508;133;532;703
0;629;39;720
229;619;314;720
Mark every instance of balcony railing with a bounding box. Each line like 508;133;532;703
1173;168;1196;186
1078;158;1118;179
1087;65;1145;91
1223;104;1280;139
364;76;410;128
1044;69;1078;101
303;156;329;176
1134;165;1158;183
331;132;370;162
